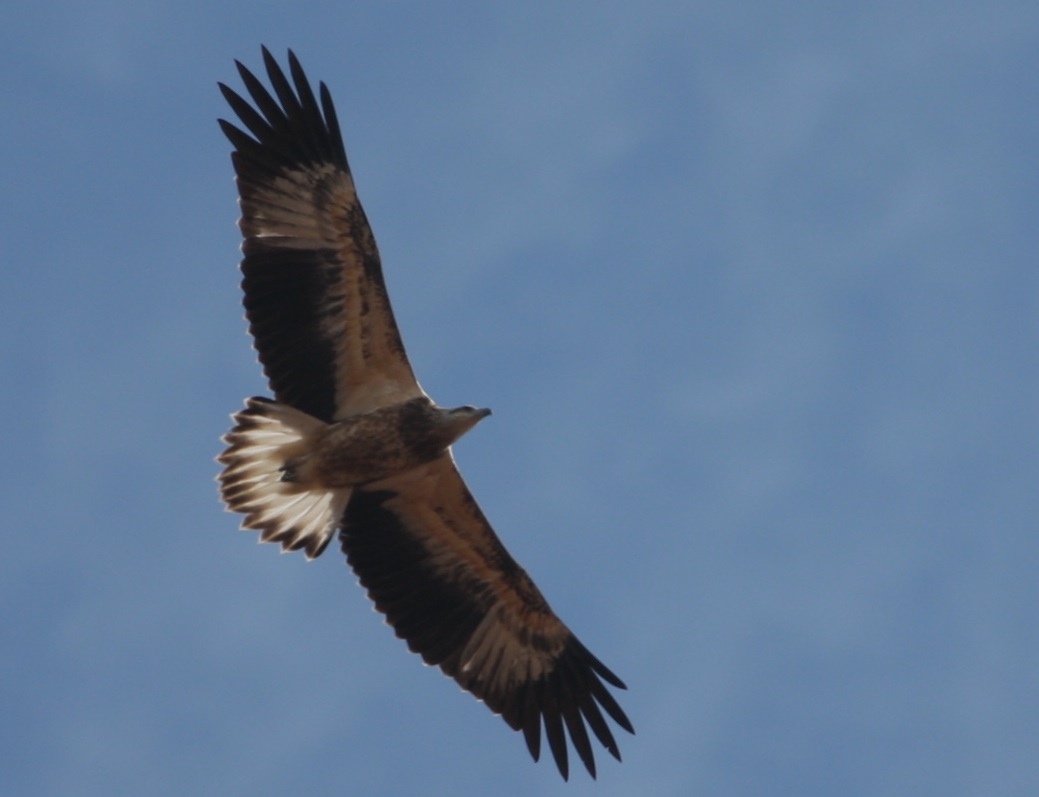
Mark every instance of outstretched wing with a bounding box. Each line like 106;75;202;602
340;456;634;780
219;48;423;422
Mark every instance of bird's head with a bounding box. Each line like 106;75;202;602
435;404;491;446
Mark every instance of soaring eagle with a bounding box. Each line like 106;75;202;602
216;48;632;780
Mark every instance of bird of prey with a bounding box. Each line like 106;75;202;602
216;48;633;780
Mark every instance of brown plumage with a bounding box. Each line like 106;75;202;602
216;47;633;780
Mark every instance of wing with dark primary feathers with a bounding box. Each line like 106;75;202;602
341;455;634;780
218;47;423;422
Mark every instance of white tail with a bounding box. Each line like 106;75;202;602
217;397;351;559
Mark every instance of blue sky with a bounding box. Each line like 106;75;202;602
2;2;1037;795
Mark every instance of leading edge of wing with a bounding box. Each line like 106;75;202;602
339;455;634;779
219;48;422;421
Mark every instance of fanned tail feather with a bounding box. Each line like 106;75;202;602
217;397;350;559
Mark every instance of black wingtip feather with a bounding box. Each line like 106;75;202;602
571;679;622;761
217;117;254;152
542;686;570;781
561;696;597;779
319;82;347;165
521;682;542;762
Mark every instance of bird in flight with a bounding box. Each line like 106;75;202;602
216;47;633;780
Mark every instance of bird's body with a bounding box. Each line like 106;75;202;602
290;398;490;488
216;48;632;780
